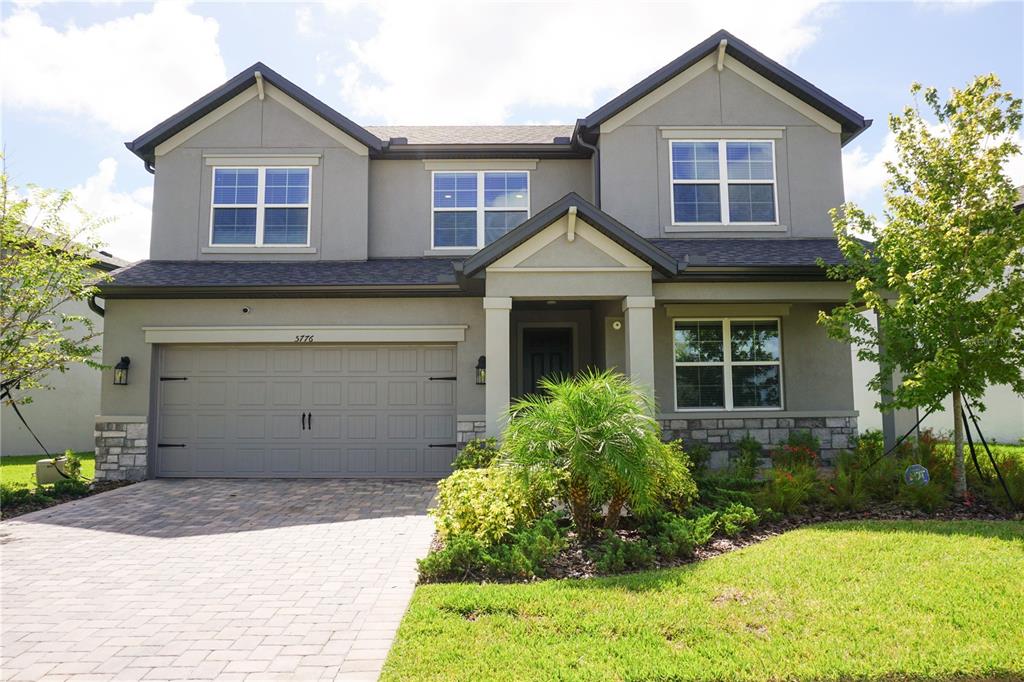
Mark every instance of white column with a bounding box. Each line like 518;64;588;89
483;297;513;438
622;296;656;398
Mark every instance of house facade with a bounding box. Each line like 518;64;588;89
95;31;869;481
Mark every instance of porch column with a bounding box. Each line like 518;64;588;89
484;297;513;438
622;296;656;397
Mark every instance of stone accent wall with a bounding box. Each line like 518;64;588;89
659;415;858;468
456;417;487;447
94;418;148;481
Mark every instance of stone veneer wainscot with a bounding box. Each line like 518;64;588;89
94;417;148;481
659;415;858;468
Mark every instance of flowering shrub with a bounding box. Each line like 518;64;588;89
758;464;818;515
771;431;821;470
431;467;556;545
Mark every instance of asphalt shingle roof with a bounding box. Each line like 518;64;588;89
365;125;575;145
650;238;844;267
103;239;844;290
105;258;462;289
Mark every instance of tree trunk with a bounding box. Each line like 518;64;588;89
952;387;967;498
567;481;593;539
604;491;627;530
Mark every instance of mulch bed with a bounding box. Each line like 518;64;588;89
430;499;1017;583
0;481;134;521
546;499;1016;581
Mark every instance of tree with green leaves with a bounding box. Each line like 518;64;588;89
820;75;1024;497
1;167;111;408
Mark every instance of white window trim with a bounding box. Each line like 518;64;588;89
430;170;530;250
209;166;312;248
668;140;780;228
671;317;784;412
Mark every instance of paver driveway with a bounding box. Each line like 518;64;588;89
0;479;437;681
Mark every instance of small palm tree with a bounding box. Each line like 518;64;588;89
502;369;664;538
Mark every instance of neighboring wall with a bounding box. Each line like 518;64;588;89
367;158;592;257
599;61;845;239
149;85;370;262
1;297;102;455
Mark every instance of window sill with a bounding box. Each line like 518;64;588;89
424;248;478;256
664;224;787;233
201;246;317;254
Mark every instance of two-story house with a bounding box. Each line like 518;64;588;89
94;30;869;481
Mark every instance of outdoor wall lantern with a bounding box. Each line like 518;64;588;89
113;356;131;385
475;356;486;385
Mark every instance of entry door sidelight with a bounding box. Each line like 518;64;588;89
522;327;574;395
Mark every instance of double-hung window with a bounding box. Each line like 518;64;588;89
670;140;777;225
432;171;529;248
211;167;311;246
673;318;782;410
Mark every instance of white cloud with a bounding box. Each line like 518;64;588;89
0;2;227;134
844;129;1024;204
329;0;827;124
67;159;153;262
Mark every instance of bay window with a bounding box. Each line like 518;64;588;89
432;171;529;248
670;140;777;225
211;167;311;246
673;318;782;410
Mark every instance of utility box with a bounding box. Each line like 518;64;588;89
35;457;70;485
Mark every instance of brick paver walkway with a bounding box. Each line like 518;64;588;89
1;479;437;681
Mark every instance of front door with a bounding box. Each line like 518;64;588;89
521;327;574;395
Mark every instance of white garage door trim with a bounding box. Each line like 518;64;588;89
143;325;468;344
155;344;459;479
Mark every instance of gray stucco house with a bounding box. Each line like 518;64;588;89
95;30;869;481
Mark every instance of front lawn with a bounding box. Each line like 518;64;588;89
382;520;1024;681
0;452;95;488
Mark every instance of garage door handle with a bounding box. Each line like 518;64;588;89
158;443;186;448
301;413;307;430
428;376;457;381
428;443;458;448
307;412;312;430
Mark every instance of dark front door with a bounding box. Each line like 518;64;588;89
521;327;574;395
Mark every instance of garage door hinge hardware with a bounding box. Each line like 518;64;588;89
160;377;188;381
428;376;457;381
157;443;187;448
428;443;458;448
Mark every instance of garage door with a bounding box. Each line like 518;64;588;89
155;344;457;478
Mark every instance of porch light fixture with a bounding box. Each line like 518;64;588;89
113;356;131;386
475;356;486;385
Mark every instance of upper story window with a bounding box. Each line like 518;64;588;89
673;318;782;410
670;141;777;225
432;171;529;249
211;167;311;246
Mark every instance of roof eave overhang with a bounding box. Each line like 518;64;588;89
666;265;833;282
98;283;467;299
372;143;590;160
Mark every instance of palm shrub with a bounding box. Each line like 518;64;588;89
502;370;681;538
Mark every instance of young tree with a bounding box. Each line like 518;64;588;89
0;168;111;407
820;75;1024;497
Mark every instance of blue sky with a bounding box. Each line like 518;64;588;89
1;0;1021;260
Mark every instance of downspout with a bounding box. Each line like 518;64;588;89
573;119;601;208
88;294;105;317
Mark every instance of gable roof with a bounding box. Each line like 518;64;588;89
582;29;870;144
460;192;679;277
125;62;383;164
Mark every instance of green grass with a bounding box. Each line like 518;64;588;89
0;452;95;488
382;521;1024;682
